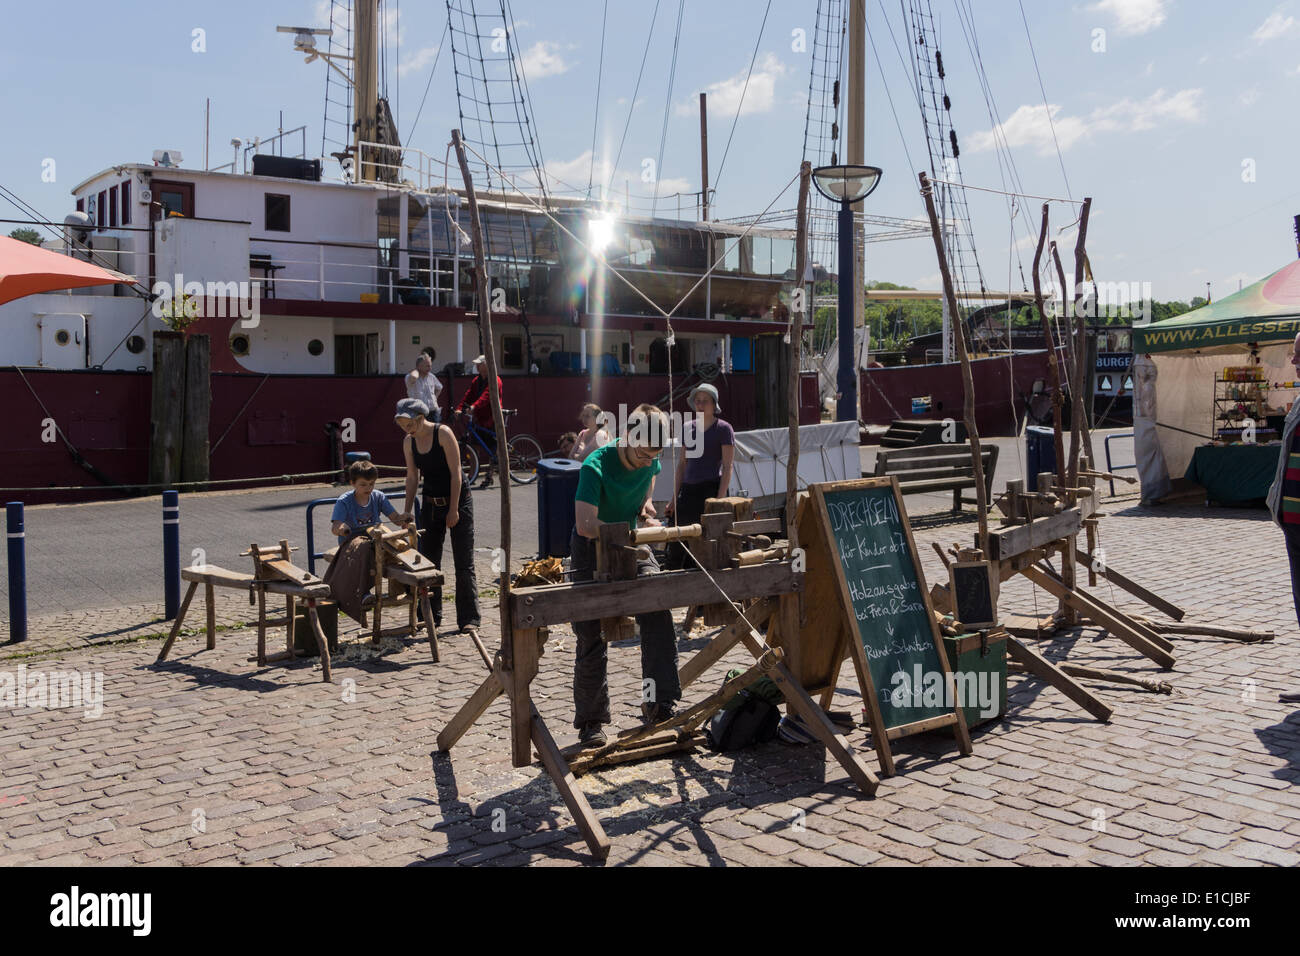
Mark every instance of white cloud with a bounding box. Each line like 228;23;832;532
1142;61;1155;76
1239;86;1261;106
519;41;571;79
1289;64;1300;76
1252;8;1296;41
399;45;440;77
1089;0;1170;36
677;52;788;118
968;88;1202;155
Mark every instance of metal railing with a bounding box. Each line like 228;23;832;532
1103;432;1137;497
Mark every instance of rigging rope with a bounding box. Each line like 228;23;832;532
650;0;688;218
586;0;609;199
712;0;773;201
607;0;663;196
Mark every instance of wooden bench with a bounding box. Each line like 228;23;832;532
868;441;999;513
155;541;338;682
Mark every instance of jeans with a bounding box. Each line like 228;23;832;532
419;484;480;629
569;530;681;728
1285;523;1300;630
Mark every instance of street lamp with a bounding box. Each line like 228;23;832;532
812;164;882;423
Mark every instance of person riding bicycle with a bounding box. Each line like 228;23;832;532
457;354;504;489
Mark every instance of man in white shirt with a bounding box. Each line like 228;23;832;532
405;353;443;422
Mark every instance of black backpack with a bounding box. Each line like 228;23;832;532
706;669;785;751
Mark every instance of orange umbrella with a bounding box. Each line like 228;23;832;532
0;235;137;305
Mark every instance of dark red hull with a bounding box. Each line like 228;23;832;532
0;369;821;504
860;350;1059;437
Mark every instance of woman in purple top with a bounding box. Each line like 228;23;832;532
665;383;734;569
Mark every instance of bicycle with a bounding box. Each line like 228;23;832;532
453;408;544;486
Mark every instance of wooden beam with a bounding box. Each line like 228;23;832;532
510;562;801;629
437;670;505;752
1021;565;1176;669
1005;636;1113;722
678;597;777;690
1074;547;1185;621
985;509;1082;561
529;705;611;859
156;581;199;661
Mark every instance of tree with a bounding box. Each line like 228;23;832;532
8;227;42;246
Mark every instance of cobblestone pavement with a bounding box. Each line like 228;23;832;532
3;483;1298;867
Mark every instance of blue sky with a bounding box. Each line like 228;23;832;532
3;0;1299;302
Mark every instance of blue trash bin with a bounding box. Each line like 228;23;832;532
537;457;584;557
1025;426;1057;485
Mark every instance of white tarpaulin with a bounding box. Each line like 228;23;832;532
1145;343;1292;486
653;420;860;512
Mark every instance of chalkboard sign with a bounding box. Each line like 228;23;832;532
808;478;971;774
951;561;996;628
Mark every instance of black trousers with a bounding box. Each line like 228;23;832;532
1285;523;1300;630
419;484;480;629
569;530;681;728
666;480;716;570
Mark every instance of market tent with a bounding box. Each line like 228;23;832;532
1133;259;1300;498
0;235;135;305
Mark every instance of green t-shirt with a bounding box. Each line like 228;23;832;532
575;442;661;527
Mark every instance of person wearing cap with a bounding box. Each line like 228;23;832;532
405;352;443;423
457;354;504;489
664;383;735;570
394;398;480;632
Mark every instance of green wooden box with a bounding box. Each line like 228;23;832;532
941;629;1007;729
293;602;339;657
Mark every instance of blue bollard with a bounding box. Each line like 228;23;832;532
163;490;180;619
7;502;26;644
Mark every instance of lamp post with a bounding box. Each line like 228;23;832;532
812;165;882;422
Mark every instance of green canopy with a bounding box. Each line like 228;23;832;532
1134;259;1300;354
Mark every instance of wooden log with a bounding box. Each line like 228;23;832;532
631;523;702;544
156;580;199;661
528;705;611;859
511;561;801;629
180;333;210;488
306;601;332;683
678;597;777;690
1022;565;1176;669
1074;547;1186;621
1005;636;1113;721
148;331;186;487
420;589;441;662
509;627;540;768
568;730;705;775
1130;616;1274;643
920;171;987;555
437;670;505;752
205;581;216;649
1007;660;1172;694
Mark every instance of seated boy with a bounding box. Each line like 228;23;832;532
325;460;411;622
570;404;682;747
330;459;407;545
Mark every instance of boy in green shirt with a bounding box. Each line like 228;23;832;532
571;404;681;746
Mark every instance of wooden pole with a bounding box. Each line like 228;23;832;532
1029;204;1066;488
699;93;710;221
1050;241;1080;620
787;162;811;537
919;172;988;555
451;129;512;618
1067;198;1092;488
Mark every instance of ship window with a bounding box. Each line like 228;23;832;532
108;187;118;228
76;197;84;213
126;335;146;354
97;190;107;231
265;194;291;232
230;334;251;357
502;335;523;370
55;330;71;346
120;181;131;225
307;339;324;356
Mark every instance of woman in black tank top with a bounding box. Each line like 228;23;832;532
395;399;480;631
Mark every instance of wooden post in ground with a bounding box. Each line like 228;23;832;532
149;331;186;487
919;172;988;556
1070;198;1094;482
781;162;812;672
180;334;210;489
452;128;513;638
1029;204;1066;490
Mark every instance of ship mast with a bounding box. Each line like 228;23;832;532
354;0;380;183
846;0;866;383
